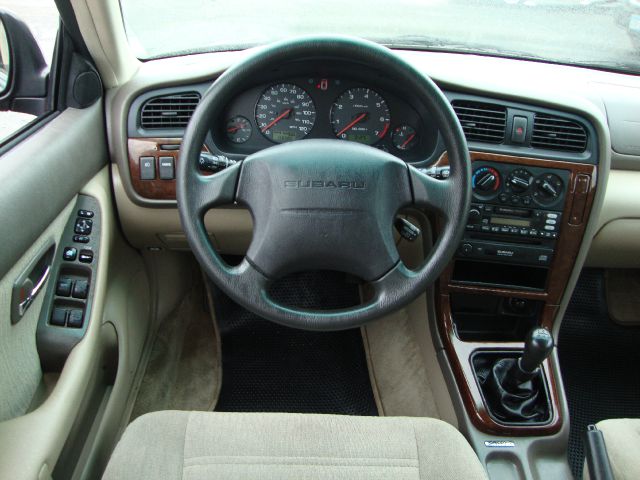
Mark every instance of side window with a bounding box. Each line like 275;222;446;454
0;1;59;143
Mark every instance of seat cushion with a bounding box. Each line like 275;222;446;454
589;419;640;480
103;411;487;480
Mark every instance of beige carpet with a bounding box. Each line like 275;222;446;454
363;308;442;419
130;277;220;421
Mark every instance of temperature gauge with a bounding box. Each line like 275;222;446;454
392;125;419;151
225;115;252;144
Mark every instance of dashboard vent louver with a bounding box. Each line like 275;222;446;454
452;100;507;144
531;114;587;152
140;92;201;129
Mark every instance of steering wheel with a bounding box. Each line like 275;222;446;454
177;36;471;331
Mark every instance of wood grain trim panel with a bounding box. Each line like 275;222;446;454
437;294;563;436
436;150;597;436
128;138;210;200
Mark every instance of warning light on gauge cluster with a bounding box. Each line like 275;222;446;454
317;78;329;91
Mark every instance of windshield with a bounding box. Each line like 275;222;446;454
119;0;640;74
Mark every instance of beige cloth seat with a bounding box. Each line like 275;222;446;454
103;411;487;480
585;419;640;480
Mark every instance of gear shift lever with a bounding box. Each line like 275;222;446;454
509;327;554;386
477;327;555;423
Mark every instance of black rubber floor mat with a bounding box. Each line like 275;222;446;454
209;271;378;416
559;269;640;479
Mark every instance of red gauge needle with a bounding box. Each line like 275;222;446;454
401;133;416;148
227;126;240;133
261;108;292;132
337;112;368;137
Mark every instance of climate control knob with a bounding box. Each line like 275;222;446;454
472;166;501;196
507;168;533;193
534;173;563;205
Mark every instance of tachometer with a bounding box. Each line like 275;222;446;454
330;88;390;145
255;83;316;143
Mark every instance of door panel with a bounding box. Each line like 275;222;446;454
0;101;109;479
0;198;76;421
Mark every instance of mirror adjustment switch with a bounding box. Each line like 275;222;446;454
62;247;77;261
72;280;89;299
51;308;67;326
159;156;175;180
67;309;84;328
140;156;156;180
56;278;73;296
74;218;93;235
79;250;94;264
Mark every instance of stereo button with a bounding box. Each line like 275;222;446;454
546;219;557;225
481;226;490;232
547;213;559;219
544;226;555;231
461;243;473;255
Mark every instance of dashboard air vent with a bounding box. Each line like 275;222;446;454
140;92;201;129
531;114;587;152
452;100;507;144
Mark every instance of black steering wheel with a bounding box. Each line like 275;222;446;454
177;36;471;331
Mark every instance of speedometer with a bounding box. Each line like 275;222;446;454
255;83;316;143
330;88;390;145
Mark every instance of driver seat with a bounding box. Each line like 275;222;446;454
103;411;488;479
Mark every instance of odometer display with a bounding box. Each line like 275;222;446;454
330;88;390;145
255;83;316;143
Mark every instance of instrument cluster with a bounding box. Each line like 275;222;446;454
215;77;438;162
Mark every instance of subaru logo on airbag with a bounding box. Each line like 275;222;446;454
284;180;365;189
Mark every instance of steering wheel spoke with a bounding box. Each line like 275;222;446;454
189;162;241;217
409;165;455;219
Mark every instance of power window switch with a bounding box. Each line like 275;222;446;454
51;308;67;326
79;249;94;264
72;280;89;299
56;278;73;297
158;156;175;180
140;156;156;180
67;309;84;328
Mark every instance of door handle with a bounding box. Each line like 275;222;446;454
11;243;55;325
18;265;50;316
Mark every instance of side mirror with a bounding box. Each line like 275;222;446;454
0;9;49;116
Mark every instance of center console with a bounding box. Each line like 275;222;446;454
434;150;597;438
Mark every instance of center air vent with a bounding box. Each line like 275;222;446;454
531;114;587;152
140;92;200;129
452;100;507;144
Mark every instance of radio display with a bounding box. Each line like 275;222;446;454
491;216;531;227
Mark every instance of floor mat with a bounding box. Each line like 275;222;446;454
130;278;220;421
558;269;640;479
209;271;378;416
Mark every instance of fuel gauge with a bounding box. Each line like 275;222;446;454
225;116;252;144
392;125;419;151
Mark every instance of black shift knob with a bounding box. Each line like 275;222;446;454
519;327;554;373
